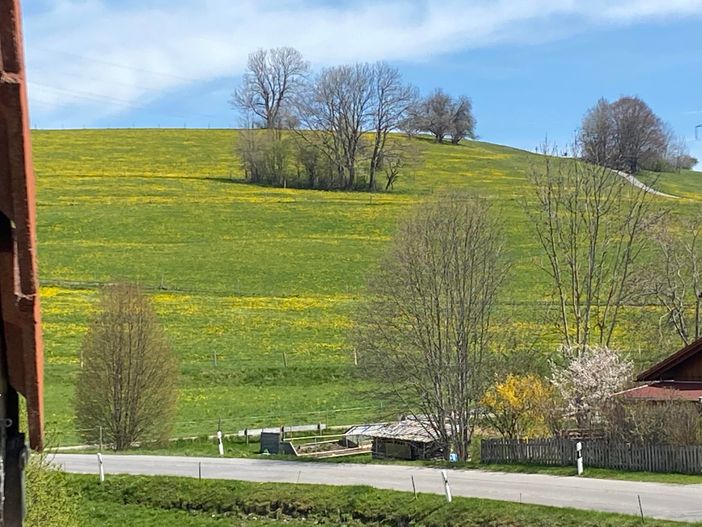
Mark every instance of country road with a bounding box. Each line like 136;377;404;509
54;454;702;522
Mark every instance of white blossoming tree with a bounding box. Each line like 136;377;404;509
551;344;632;432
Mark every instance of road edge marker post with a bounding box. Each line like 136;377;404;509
441;470;452;503
97;453;105;483
217;429;224;456
576;441;583;476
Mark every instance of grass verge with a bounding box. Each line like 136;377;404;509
70;474;696;526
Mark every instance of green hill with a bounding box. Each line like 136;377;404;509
31;129;702;443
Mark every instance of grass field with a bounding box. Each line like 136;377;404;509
31;129;702;444
68;474;697;526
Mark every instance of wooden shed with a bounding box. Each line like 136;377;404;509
346;420;446;460
617;337;702;402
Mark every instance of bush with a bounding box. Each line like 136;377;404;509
25;451;81;527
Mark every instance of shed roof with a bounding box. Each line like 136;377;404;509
637;337;702;382
615;381;702;402
345;420;441;444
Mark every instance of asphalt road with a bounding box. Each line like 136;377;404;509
54;454;702;522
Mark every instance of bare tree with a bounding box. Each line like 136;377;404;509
449;95;476;144
526;150;655;347
409;89;477;144
232;47;309;128
355;195;507;460
368;62;417;190
647;215;702;345
666;135;697;171
296;63;375;189
604;396;702;445
235;128;290;186
380;138;422;190
611;96;669;173
421;89;453;143
580;96;669;173
580;98;617;167
399;100;424;138
75;284;178;450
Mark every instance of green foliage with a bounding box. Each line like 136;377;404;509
25;452;81;527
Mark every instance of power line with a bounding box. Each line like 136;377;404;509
31;47;198;83
29;81;220;121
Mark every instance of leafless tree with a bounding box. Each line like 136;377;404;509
421;89;453;143
646;215;702;345
235;128;290;186
232;47;309;128
580;98;617;167
604;396;702;445
580;96;669;173
408;89;476;144
399;100;424;138
355;195;507;460
666;135;697;171
449;95;476;144
380;138;423;190
611;96;669;173
296;63;375;189
368;62;418;190
75;283;178;450
526;149;656;347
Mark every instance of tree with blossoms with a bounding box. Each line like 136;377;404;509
550;344;632;431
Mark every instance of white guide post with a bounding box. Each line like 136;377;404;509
576;441;583;475
441;470;452;503
217;429;224;456
97;452;105;483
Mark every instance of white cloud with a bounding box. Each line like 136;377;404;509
23;0;702;125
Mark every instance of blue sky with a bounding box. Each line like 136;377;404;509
23;0;702;165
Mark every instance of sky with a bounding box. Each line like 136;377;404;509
22;0;702;165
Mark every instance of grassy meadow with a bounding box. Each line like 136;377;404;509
31;129;702;444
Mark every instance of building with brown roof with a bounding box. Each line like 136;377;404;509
617;338;702;402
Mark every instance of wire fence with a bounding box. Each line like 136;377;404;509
53;403;401;448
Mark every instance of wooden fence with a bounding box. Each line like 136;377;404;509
481;437;702;474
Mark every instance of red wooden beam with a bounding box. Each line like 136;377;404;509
0;0;45;452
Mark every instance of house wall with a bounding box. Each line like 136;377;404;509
667;353;702;381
